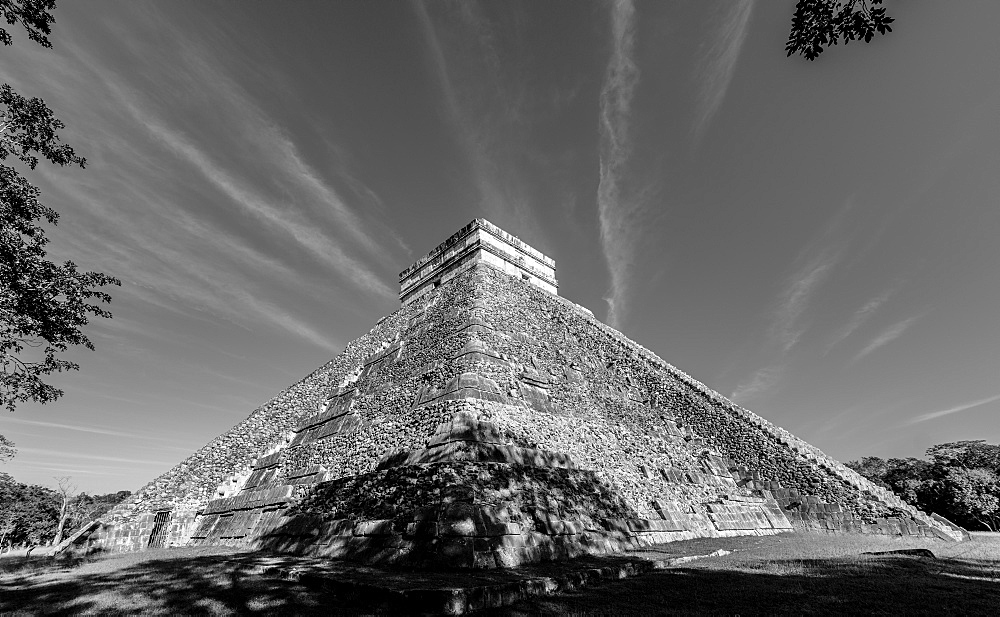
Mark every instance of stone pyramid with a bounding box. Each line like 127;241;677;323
82;219;966;567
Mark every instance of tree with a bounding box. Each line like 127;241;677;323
927;440;1000;473
50;474;75;545
846;456;890;487
0;476;60;549
787;0;894;60
847;455;933;505
61;488;130;538
938;467;1000;532
1;1;118;417
1;1;57;49
0;470;16;548
0;432;13;461
0;473;129;550
849;441;1000;532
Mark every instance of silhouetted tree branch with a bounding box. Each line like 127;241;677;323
787;0;894;60
0;1;118;416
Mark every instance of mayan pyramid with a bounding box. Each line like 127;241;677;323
79;219;966;567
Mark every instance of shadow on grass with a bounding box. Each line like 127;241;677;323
0;553;94;576
492;554;1000;616
3;549;999;615
0;551;390;616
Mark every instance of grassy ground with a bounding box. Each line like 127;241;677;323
0;546;362;615
1;532;998;615
494;532;1000;616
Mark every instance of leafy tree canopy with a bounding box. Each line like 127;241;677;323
927;440;1000;473
941;467;1000;532
0;0;56;49
1;1;118;414
848;441;1000;532
0;432;13;461
787;0;894;60
0;472;130;548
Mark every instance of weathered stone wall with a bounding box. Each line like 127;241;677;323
90;300;420;551
90;258;963;554
468;265;956;536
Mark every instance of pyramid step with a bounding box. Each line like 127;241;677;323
94;218;968;558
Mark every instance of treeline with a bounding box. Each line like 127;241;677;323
848;440;1000;532
0;473;130;550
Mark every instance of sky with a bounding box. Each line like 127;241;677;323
1;1;999;494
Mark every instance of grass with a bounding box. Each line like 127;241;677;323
0;546;364;615
493;532;1000;616
1;533;998;615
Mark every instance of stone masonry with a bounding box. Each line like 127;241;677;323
80;220;967;565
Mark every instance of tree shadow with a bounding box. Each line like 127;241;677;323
490;553;1000;616
0;550;392;615
3;549;999;615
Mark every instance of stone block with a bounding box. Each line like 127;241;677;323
438;536;474;564
319;519;355;537
354;520;394;536
405;520;439;538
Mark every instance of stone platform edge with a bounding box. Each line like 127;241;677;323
258;550;732;615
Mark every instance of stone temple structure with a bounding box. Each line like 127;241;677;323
77;219;967;567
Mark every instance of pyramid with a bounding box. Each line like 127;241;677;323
81;219;967;567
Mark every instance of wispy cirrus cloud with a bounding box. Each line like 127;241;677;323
730;204;853;402
174;47;403;267
105;87;392;298
826;283;900;352
42;19;399;303
853;315;922;361
39;170;346;352
905;393;1000;425
413;1;539;234
84;7;401;268
0;417;166;441
771;248;843;352
731;364;783;404
597;0;641;328
17;447;171;467
7;21;390;352
693;0;755;143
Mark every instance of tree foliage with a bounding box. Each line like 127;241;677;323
0;432;13;461
927;440;1000;472
0;472;59;548
0;472;129;549
940;467;1000;532
787;0;894;60
0;1;56;49
848;440;1000;531
1;1;118;414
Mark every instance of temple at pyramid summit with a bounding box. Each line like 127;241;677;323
75;219;967;566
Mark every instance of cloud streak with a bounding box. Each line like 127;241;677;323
597;0;641;328
731;205;853;403
731;364;783;404
693;0;755;142
853;315;921;361
11;27;383;353
771;249;842;352
0;417;168;441
176;47;398;268
826;284;899;352
17;447;172;467
413;1;538;233
39;170;345;352
906;393;1000;425
110;91;391;298
49;27;396;302
72;7;399;271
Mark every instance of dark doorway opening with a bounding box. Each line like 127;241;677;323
147;510;172;548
